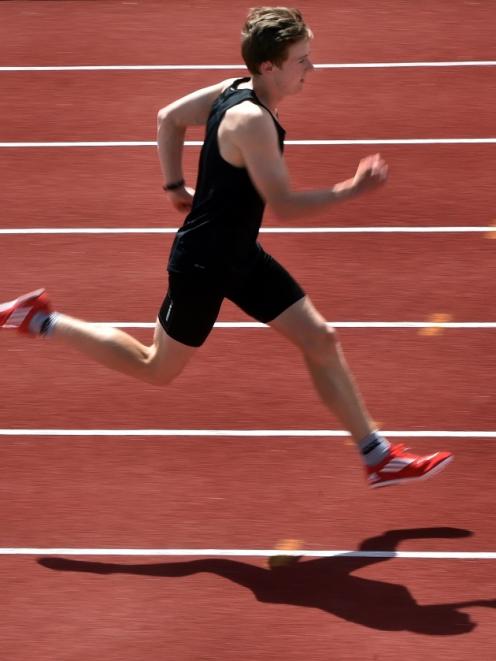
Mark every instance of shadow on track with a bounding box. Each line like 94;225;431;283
38;527;495;635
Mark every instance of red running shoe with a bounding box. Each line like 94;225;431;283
367;443;453;488
0;289;52;335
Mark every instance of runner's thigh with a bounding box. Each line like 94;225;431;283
159;271;224;347
225;250;305;323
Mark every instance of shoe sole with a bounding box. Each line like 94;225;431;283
0;289;47;328
369;454;454;489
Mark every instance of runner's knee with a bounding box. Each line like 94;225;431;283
142;341;190;387
301;323;339;365
144;361;183;387
143;350;178;386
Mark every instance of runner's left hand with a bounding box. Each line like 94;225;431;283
167;186;195;212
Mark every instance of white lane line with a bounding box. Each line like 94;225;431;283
93;322;496;330
1;139;496;148
1;548;495;559
1;60;496;71
0;226;494;235
0;318;490;330
0;429;494;438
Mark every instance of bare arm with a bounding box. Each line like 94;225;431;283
230;104;388;220
156;79;235;211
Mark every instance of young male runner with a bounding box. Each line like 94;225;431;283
0;7;452;487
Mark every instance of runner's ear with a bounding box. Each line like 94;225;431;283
259;60;274;74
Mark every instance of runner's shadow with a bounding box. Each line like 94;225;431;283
39;527;495;635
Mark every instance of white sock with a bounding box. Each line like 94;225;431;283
30;311;59;336
359;431;391;467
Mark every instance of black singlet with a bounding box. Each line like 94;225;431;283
167;77;286;277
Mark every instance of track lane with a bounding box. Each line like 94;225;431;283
2;68;496;140
2;554;495;660
1;0;495;66
1;145;495;230
1;233;495;322
1;328;495;430
0;436;494;549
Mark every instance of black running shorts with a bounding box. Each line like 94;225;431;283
159;249;305;347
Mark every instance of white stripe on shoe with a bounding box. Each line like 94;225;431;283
0;298;17;313
6;307;31;327
370;455;454;488
378;457;416;473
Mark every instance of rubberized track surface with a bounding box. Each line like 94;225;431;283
1;2;496;659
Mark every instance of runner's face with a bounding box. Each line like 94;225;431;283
274;38;314;95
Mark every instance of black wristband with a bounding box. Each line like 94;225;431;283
163;179;185;191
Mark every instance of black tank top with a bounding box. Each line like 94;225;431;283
167;77;286;276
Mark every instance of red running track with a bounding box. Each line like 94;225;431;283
1;2;496;660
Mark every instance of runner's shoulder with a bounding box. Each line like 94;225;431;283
225;99;274;134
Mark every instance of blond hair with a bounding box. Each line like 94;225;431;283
241;7;312;75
